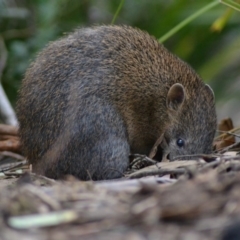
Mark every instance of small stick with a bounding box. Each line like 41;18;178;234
0;124;18;136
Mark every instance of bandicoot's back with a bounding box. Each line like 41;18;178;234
16;25;216;180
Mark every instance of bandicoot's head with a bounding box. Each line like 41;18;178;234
160;82;216;161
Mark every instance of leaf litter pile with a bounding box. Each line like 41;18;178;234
1;119;240;240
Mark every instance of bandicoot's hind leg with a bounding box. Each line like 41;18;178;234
34;101;130;180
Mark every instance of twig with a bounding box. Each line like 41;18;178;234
0;124;18;135
0;151;24;161
219;142;240;154
217;130;240;138
0;36;18;126
0;138;21;153
215;126;240;140
127;168;186;179
0;160;27;172
96;177;176;191
172;154;218;162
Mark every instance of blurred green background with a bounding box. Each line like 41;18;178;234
0;0;240;124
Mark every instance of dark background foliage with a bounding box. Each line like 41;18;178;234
0;0;240;124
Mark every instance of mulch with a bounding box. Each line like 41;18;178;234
0;120;240;240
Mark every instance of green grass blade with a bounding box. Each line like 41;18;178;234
111;0;125;24
159;1;220;43
220;0;240;11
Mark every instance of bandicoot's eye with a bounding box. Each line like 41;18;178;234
176;138;185;148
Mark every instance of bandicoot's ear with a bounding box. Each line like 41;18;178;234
205;84;215;102
166;83;185;111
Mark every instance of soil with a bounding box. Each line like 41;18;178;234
0;122;240;240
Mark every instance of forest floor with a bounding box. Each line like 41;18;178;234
0;121;240;240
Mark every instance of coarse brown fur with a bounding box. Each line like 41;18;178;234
16;25;217;180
